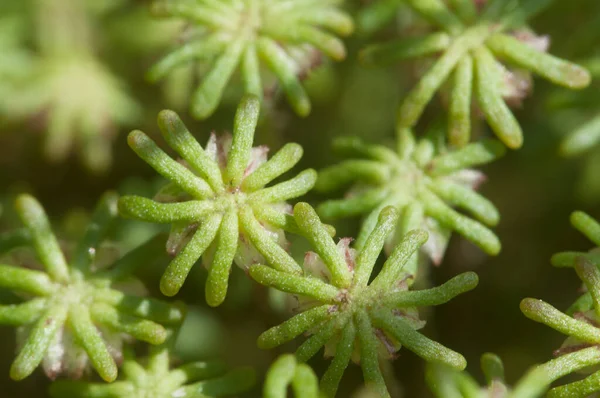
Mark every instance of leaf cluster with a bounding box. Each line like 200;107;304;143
2;1;600;397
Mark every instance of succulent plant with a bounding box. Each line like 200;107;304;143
118;96;316;306
50;335;255;398
17;54;140;173
0;193;183;382
11;0;141;173
251;203;478;397
316;128;504;265
521;212;600;397
3;1;600;397
148;0;354;119
264;354;320;398
426;349;600;398
551;211;600;269
360;0;591;148
426;352;556;398
555;57;600;157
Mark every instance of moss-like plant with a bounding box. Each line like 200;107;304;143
18;56;140;172
551;211;600;269
4;1;600;397
148;0;354;119
521;212;600;397
360;0;591;148
264;354;320;398
105;5;192;111
426;352;596;398
250;203;478;397
11;0;140;173
546;55;600;202
118;96;316;306
555;57;600;157
560;116;600;159
0;193;183;382
0;13;33;116
354;0;406;37
50;335;256;398
316;128;504;265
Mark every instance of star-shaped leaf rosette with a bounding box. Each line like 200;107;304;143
49;333;256;398
521;212;600;397
426;352;585;398
250;203;479;397
11;0;140;173
17;54;140;173
360;0;591;148
316;128;504;266
148;0;354;119
0;193;183;382
118;96;317;307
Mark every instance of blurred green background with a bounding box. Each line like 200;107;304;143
1;0;600;396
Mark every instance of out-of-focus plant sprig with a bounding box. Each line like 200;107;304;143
316;127;504;265
148;0;354;119
0;13;34;116
551;211;600;269
426;351;595;398
546;57;600;202
8;0;141;173
119;96;316;307
264;354;321;398
251;203;478;397
49;331;256;398
552;57;600;157
360;0;591;149
0;193;183;382
355;0;407;37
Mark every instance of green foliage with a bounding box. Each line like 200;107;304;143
149;0;354;119
316;128;504;264
521;212;600;397
551;211;600;268
251;204;478;397
9;0;140;173
50;336;256;398
426;352;580;398
361;0;591;148
555;57;600;156
264;354;320;398
561;113;600;157
548;57;600;202
118;95;315;306
0;13;33;116
2;1;600;397
0;193;183;382
17;56;139;173
355;0;404;36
